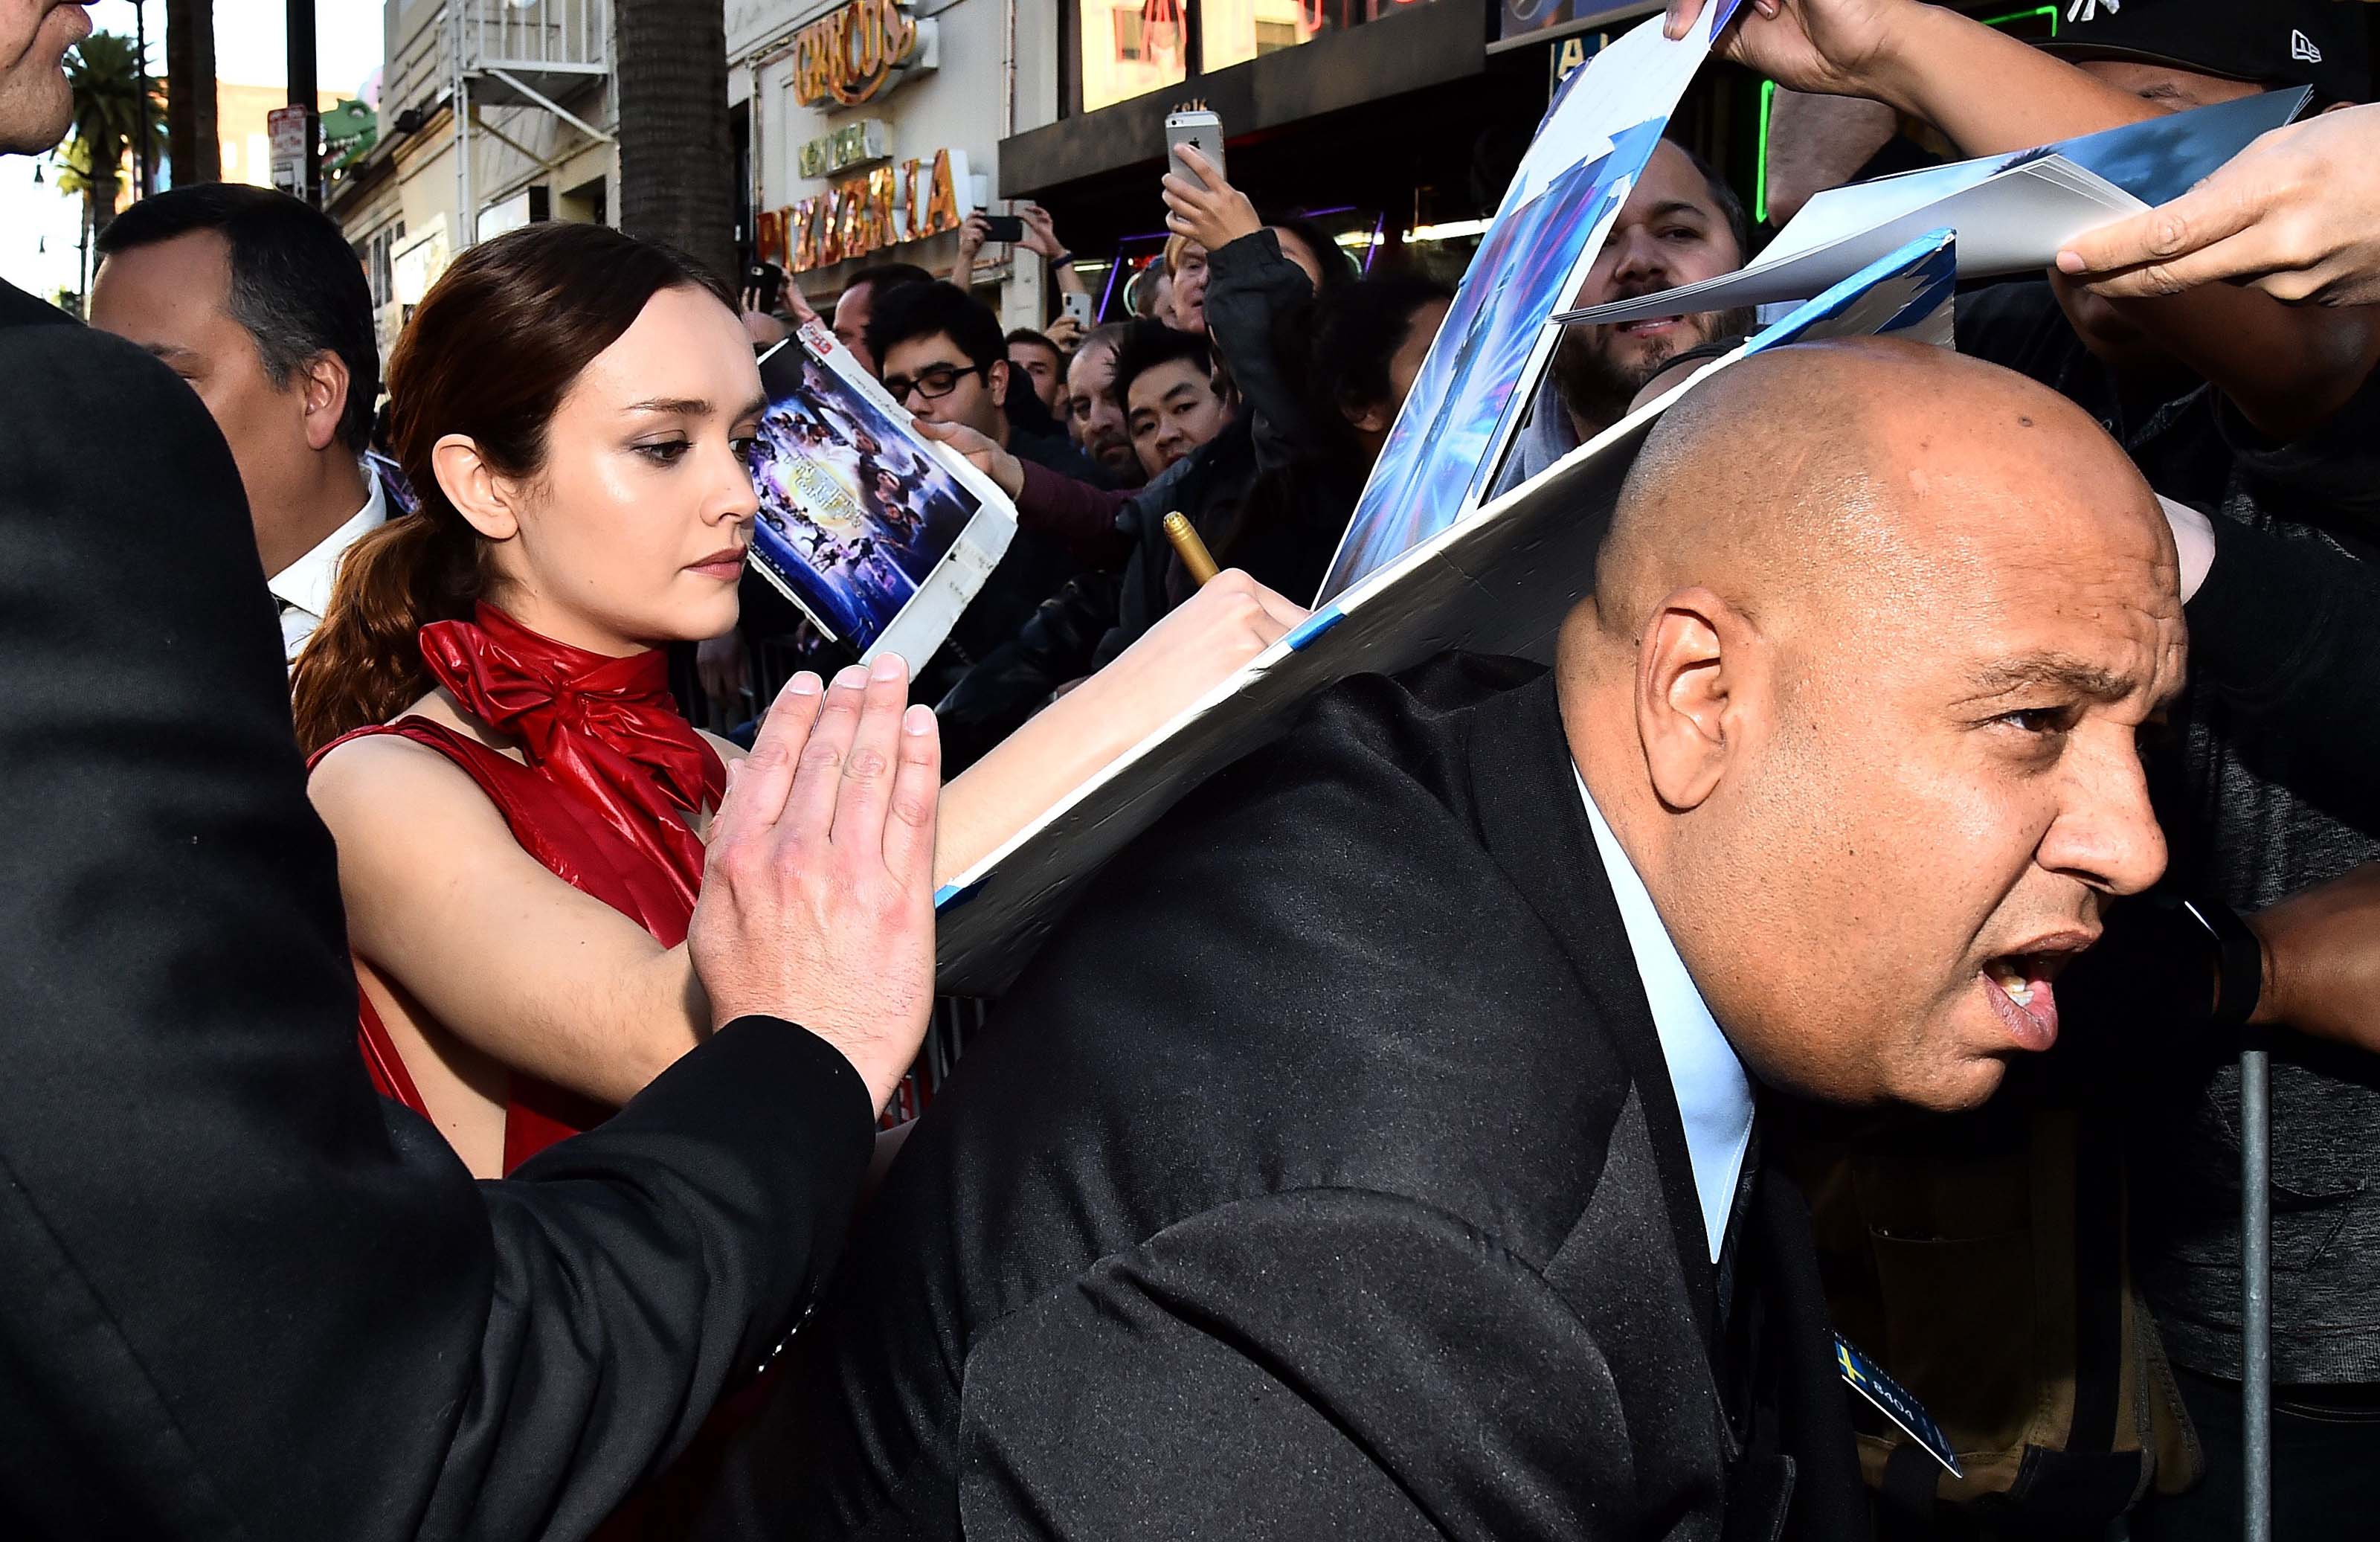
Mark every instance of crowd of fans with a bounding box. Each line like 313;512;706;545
11;0;2380;1536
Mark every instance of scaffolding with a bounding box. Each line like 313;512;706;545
448;0;612;247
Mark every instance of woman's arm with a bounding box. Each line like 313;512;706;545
314;574;1304;1105
310;734;707;1107
933;570;1309;878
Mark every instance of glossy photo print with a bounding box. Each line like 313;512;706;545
1313;0;1741;603
746;327;1014;663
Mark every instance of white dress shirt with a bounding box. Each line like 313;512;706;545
1575;768;1756;1262
271;471;387;664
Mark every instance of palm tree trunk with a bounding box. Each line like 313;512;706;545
164;0;219;185
615;0;736;286
89;166;123;240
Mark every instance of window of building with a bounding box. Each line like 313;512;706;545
1081;0;1189;113
354;219;406;312
1072;0;1440;116
1199;0;1322;73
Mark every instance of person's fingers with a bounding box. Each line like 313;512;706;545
1663;0;1705;41
785;664;869;842
2066;229;2285;301
1248;582;1312;635
2055;178;2265;288
832;652;910;851
710;672;821;847
883;703;941;884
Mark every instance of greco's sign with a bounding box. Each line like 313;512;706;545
793;0;931;108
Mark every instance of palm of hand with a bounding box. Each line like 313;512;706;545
1713;0;1898;97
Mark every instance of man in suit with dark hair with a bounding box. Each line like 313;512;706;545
91;181;385;662
0;4;944;1534
700;338;2187;1541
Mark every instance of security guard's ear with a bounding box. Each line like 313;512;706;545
1633;585;1749;812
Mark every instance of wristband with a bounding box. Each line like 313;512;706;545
1049;249;1073;267
2181;896;2264;1030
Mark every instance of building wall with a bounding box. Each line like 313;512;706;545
733;0;1061;332
361;0;620;313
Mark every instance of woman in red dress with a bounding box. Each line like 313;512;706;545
292;223;1303;1178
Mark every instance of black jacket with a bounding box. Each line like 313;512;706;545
0;280;878;1540
700;658;1869;1541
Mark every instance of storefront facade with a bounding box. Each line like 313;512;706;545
732;0;1063;329
988;0;1734;318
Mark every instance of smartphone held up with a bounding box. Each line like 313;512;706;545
1165;109;1225;191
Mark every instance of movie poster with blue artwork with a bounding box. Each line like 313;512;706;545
747;324;1014;666
1313;1;1740;604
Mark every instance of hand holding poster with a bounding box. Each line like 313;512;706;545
747;323;1016;666
1313;2;1742;604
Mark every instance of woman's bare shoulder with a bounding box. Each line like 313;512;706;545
698;728;747;765
309;696;512;845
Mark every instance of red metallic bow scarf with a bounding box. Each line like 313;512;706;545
418;605;724;911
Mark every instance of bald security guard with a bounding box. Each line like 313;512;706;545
698;338;2187;1542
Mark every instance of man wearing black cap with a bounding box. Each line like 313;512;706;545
1669;0;2380;1535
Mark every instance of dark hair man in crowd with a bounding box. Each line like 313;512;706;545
0;1;942;1532
1110;318;1232;481
1061;321;1144;486
829;260;930;376
867;280;1101;695
1004;327;1067;417
1670;0;2380;1534
90;183;382;664
1496;138;1753;495
698;338;2193;1541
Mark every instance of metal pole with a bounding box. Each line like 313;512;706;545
131;0;151;199
450;0;473;248
2242;1045;2273;1542
286;0;319;204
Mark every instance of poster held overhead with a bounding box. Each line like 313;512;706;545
745;324;1017;668
1557;87;2310;330
933;232;1964;995
1313;2;1743;605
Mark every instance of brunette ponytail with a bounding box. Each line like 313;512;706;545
289;222;736;754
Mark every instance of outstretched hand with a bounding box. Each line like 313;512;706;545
1662;0;1908;101
956;213;992;277
688;659;940;1114
2056;105;2380;307
910;416;1026;499
1161;146;1262;257
2249;863;2380;1056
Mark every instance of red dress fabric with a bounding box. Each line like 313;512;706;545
315;604;725;1175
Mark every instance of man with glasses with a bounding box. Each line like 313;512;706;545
866;282;1101;694
869;281;1099;486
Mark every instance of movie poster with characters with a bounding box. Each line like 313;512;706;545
747;324;1016;664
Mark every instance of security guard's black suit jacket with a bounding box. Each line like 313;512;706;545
703;655;1871;1542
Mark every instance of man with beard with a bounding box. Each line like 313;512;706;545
1496;137;1755;495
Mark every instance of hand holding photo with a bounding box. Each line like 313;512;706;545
746;324;1016;666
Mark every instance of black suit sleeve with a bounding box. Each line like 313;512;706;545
955;1189;1639;1542
1205;230;1322;472
0;311;875;1540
